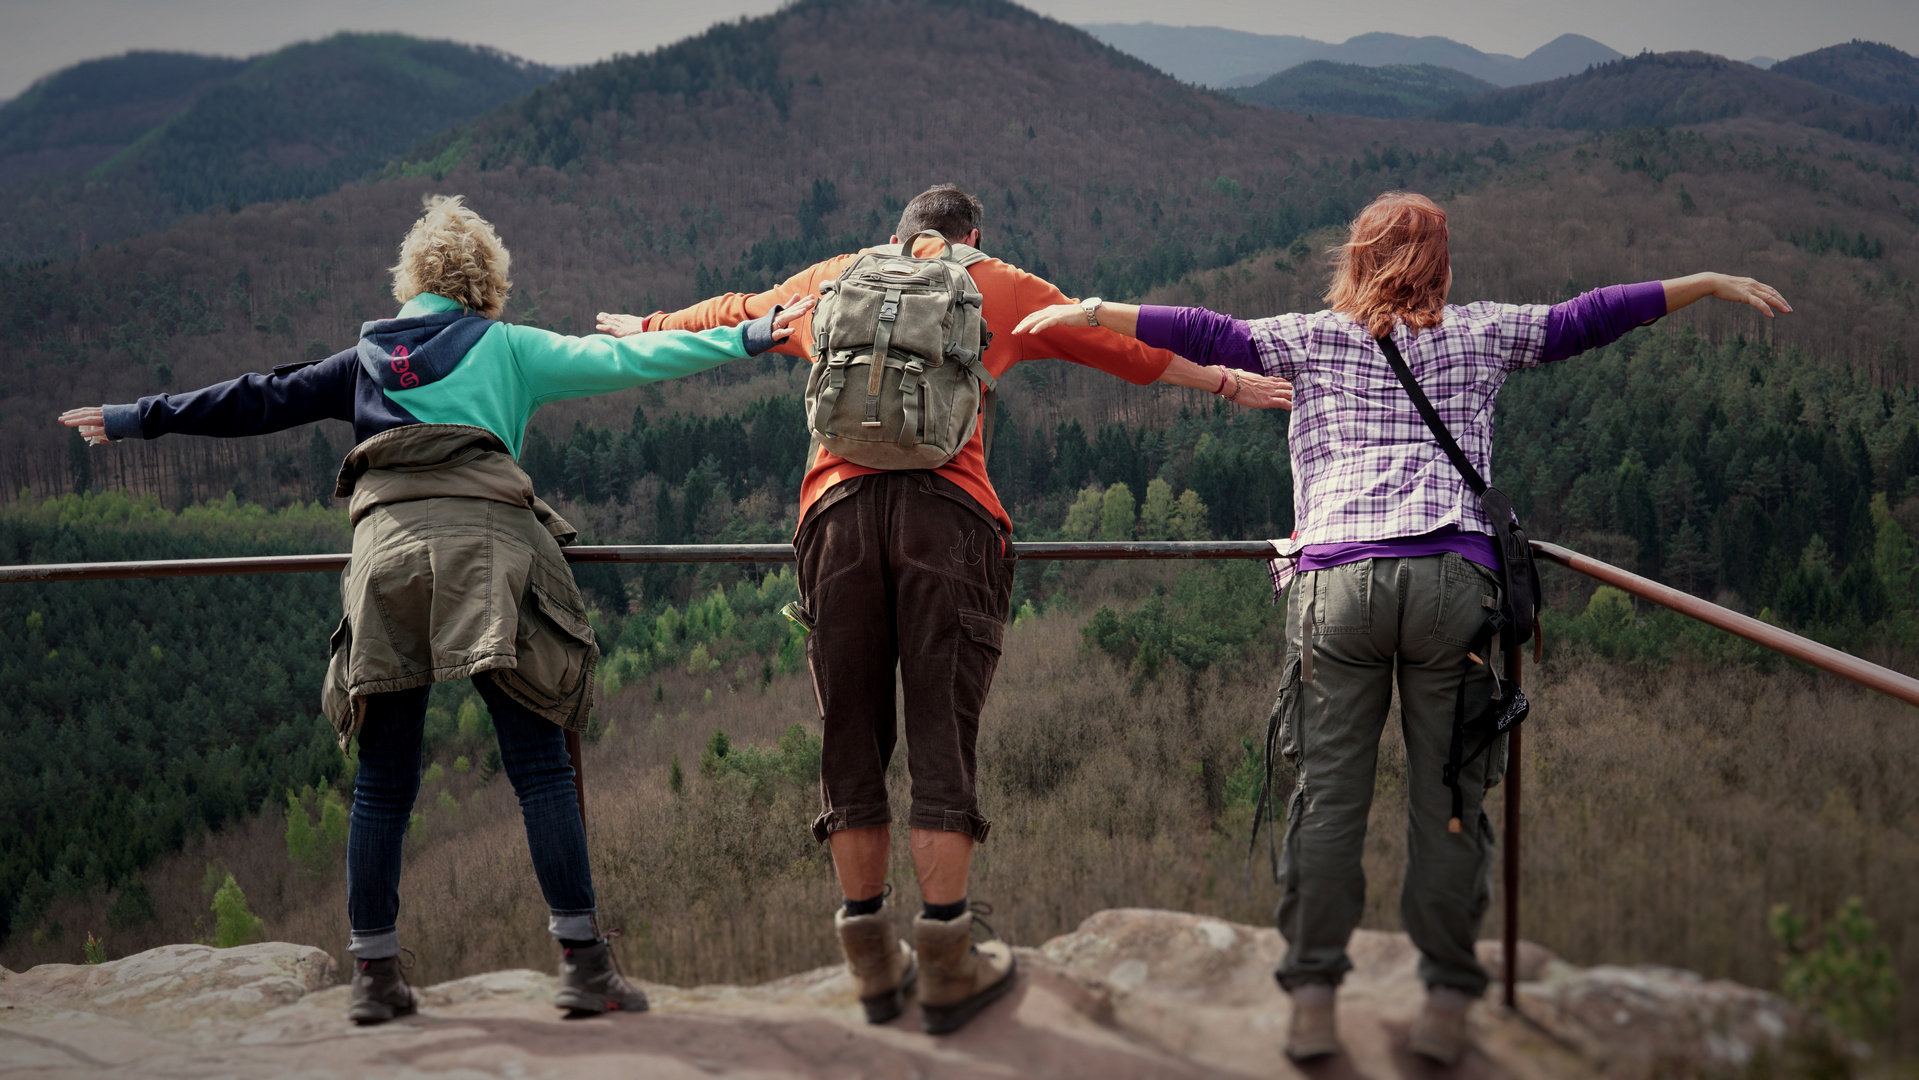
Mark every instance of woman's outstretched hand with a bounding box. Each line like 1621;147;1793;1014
1012;303;1093;337
59;407;108;445
1666;273;1792;318
768;295;816;343
1231;371;1294;410
594;311;647;337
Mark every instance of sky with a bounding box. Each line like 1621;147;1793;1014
2;0;1915;101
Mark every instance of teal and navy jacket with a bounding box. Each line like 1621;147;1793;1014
102;293;782;454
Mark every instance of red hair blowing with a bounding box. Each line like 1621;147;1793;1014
1325;192;1451;338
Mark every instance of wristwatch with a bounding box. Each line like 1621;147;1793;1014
1079;296;1103;326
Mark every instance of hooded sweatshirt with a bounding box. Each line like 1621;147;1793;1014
101;293;784;455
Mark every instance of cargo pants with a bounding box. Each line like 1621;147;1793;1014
1271;553;1509;996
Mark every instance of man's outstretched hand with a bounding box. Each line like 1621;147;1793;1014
59;407;108;445
596;295;816;341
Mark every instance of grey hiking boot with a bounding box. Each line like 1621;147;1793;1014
835;904;918;1024
347;950;418;1025
554;936;649;1015
913;908;1016;1035
1407;986;1474;1065
1284;983;1339;1060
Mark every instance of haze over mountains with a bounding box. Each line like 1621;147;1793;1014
1079;23;1625;88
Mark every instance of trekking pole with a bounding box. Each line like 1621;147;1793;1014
1501;642;1522;1010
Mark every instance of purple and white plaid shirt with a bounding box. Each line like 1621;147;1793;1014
1251;302;1551;589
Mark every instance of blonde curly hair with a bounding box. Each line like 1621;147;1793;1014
389;195;512;318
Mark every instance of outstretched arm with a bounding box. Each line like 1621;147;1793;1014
1013;301;1293;410
1537;274;1790;366
60;349;359;445
1661;273;1790;318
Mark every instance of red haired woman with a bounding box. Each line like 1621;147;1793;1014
1016;191;1788;1065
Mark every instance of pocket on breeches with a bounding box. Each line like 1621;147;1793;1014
954;608;1006;718
1272;653;1304;769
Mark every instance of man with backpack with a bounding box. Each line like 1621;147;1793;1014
597;184;1290;1033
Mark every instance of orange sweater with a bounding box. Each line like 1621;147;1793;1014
648;239;1176;531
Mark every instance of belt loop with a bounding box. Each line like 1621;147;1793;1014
1300;572;1316;684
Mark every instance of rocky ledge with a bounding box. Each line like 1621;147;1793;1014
0;909;1796;1079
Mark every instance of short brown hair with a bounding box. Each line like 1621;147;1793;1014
896;184;983;243
1324;191;1451;338
390;194;512;319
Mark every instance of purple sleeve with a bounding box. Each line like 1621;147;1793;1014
1540;281;1668;364
1135;305;1262;373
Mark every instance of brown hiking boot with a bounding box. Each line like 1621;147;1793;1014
836;906;918;1024
1284;984;1340;1060
1407;986;1473;1065
913;909;1016;1035
554;937;649;1015
346;951;418;1025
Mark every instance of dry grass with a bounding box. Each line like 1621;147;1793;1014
14;571;1919;1048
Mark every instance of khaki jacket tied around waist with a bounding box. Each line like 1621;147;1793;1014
321;423;599;748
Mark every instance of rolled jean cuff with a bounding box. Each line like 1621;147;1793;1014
349;927;400;959
548;910;597;942
811;801;893;844
906;806;991;843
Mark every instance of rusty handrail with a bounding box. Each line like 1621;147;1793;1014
1532;540;1919;709
0;541;1283;583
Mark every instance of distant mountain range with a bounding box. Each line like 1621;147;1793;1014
1078;24;1623;88
1437;48;1919;132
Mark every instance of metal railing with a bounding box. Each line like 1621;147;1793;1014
7;538;1917;1011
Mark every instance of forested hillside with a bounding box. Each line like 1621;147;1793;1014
1772;40;1919;107
0;35;556;262
1233;61;1497;118
0;495;351;944
0;52;246;189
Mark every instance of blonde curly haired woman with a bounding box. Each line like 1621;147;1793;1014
1018;191;1788;1065
62;195;811;1025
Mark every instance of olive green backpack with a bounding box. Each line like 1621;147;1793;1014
805;230;995;470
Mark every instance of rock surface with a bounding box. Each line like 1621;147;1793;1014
0;909;1795;1079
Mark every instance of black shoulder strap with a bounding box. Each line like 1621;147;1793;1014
1375;334;1487;496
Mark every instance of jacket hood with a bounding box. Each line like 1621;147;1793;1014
357;310;496;392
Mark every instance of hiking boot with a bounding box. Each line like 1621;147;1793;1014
553;938;649;1015
1407;986;1474;1065
836;905;918;1024
346;951;418;1025
1284;984;1340;1060
913;909;1016;1035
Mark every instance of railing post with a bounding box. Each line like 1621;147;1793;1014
1502;643;1522;1010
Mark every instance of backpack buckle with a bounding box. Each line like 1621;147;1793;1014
878;299;899;322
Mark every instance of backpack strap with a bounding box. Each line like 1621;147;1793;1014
863;288;903;427
1375;333;1486;495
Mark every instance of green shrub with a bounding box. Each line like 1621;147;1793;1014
1770;896;1900;1040
210;873;263;948
82;932;106;964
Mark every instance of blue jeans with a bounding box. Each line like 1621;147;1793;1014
346;677;596;958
